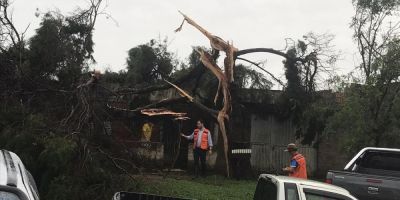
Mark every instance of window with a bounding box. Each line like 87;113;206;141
285;183;299;200
0;191;21;200
253;178;277;200
303;188;350;200
359;151;400;171
305;193;341;200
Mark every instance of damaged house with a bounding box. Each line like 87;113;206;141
105;85;321;177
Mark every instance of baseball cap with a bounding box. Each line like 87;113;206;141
284;143;298;152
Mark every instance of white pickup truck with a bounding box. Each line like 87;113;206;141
254;174;358;200
0;150;39;200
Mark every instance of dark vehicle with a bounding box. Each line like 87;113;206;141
326;147;400;200
0;150;40;200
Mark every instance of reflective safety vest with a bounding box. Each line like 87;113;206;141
289;153;308;179
193;128;210;150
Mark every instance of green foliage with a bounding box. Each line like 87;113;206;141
137;175;256;200
354;0;400;15
234;64;272;90
0;3;139;199
39;136;77;173
278;33;339;145
277;48;309;124
27;12;94;89
297;95;339;145
284;48;306;100
326;39;400;152
325;87;371;153
126;39;176;87
102;69;128;89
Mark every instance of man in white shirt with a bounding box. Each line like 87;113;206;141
181;119;213;177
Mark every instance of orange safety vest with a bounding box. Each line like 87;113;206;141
289;153;308;179
193;128;210;150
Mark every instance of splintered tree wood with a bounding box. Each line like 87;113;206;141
224;42;236;83
175;11;229;52
176;12;235;177
197;49;232;176
140;108;187;117
165;80;194;102
196;49;225;104
197;50;231;115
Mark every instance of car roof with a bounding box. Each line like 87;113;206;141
0;149;36;200
344;147;400;170
260;174;351;194
362;147;400;152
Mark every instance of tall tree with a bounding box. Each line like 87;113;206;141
352;0;400;82
170;12;328;177
28;11;95;89
126;39;176;87
326;0;400;151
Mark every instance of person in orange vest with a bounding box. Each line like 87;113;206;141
181;119;213;178
282;143;308;179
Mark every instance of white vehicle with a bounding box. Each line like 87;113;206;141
0;150;39;200
254;174;358;200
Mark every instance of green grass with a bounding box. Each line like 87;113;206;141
134;175;257;200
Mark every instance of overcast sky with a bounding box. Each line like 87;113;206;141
12;0;358;88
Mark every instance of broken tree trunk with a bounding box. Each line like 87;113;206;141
197;49;232;177
175;11;238;177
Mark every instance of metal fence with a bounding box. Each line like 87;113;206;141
250;144;317;176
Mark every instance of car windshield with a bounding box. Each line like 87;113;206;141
254;177;277;200
0;191;21;200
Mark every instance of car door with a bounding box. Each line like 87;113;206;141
283;183;300;200
299;187;356;200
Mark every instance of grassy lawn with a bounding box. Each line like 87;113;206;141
134;175;257;200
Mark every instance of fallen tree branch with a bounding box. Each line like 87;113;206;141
165;80;194;102
116;64;206;95
235;48;289;58
236;57;285;87
97;148;139;184
109;97;185;111
164;80;219;117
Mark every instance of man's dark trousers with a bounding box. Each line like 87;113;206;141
193;147;207;177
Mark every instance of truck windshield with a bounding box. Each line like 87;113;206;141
254;178;277;200
359;151;400;172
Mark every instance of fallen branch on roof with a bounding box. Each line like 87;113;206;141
236;57;285;87
115;64;206;95
165;80;194;102
141;108;187;117
107;97;186;113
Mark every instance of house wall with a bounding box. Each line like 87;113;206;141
112;117;179;167
250;114;318;177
